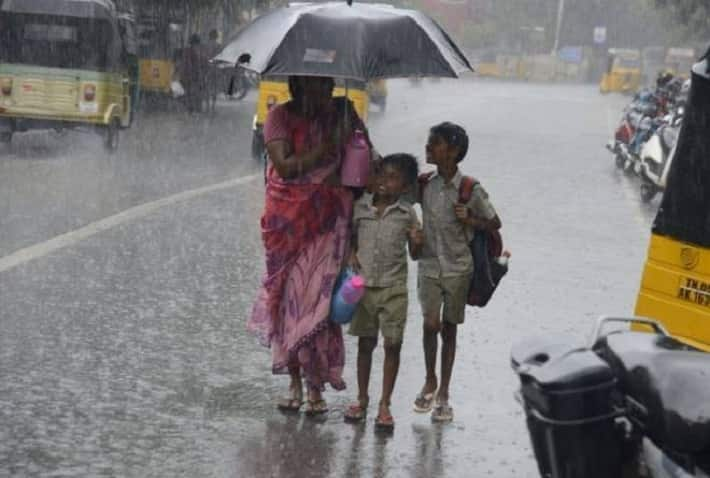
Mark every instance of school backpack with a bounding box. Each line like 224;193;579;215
418;173;509;307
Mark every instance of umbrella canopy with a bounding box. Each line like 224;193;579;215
215;2;473;80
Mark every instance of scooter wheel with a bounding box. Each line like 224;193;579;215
615;154;625;169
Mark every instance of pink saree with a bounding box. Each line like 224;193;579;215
248;102;354;391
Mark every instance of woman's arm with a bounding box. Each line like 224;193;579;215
266;139;332;180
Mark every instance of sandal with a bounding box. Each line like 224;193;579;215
431;401;453;423
374;412;395;432
277;397;303;413
344;399;369;423
304;399;329;416
413;391;436;413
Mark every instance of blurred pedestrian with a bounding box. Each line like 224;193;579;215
205;29;222;113
178;34;208;113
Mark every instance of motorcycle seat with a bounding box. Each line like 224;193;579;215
597;332;710;454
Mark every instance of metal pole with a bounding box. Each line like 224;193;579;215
552;0;565;54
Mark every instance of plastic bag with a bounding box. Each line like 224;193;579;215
171;80;185;98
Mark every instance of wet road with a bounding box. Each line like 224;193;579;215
1;81;657;477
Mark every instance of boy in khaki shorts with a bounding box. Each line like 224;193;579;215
344;154;423;431
414;122;501;422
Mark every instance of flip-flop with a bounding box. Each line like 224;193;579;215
304;399;329;416
276;397;303;413
374;413;395;432
413;391;436;413
344;401;368;423
431;402;453;423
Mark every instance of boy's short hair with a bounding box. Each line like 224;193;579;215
380;153;419;186
430;122;469;163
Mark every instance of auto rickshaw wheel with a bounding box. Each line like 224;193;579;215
0;132;11;144
104;118;120;153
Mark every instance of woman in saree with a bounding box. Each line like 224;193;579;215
249;76;368;415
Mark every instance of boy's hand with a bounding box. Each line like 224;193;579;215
348;251;361;272
454;203;470;224
409;226;424;247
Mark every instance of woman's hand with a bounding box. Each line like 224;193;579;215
267;140;328;180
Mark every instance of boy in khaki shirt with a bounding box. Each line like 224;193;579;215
414;122;501;422
344;154;423;431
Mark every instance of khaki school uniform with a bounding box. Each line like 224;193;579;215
349;193;419;344
418;170;497;324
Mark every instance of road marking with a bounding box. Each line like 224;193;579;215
0;174;261;274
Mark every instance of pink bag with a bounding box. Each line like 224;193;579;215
340;130;370;187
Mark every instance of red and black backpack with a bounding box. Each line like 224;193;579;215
418;172;508;307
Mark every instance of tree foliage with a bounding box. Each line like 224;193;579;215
653;0;710;40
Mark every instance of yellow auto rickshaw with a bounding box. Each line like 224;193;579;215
367;79;388;112
136;4;185;98
251;77;370;159
664;47;696;80
635;56;710;351
0;0;135;151
599;48;642;94
474;50;501;78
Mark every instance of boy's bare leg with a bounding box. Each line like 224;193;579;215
421;314;441;395
437;321;458;403
357;337;378;405
380;339;402;416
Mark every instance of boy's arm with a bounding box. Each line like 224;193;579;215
454;184;501;231
349;219;362;271
464;212;501;231
407;209;423;260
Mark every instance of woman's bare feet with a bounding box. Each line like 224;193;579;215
277;382;303;412
305;389;328;416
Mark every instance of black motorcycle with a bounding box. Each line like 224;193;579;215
512;317;710;478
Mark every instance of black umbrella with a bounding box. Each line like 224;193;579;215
214;1;472;80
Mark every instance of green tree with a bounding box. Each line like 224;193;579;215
653;0;710;41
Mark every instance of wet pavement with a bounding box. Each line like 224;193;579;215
1;80;657;477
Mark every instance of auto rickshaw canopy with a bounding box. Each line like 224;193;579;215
0;0;125;72
0;0;118;19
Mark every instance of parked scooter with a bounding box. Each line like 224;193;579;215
625;114;666;176
512;316;710;478
638;106;684;202
607;91;659;172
